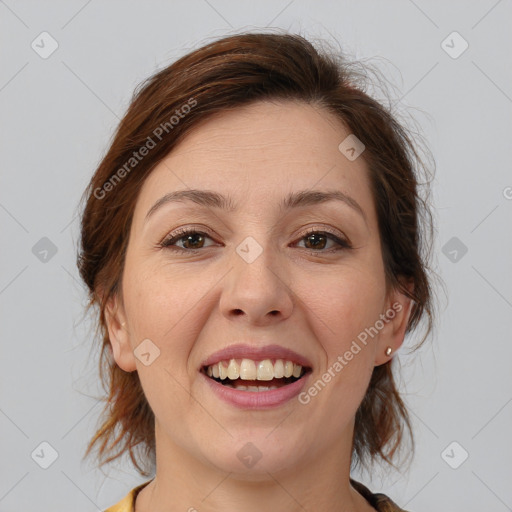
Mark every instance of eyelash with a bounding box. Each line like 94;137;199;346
159;226;352;255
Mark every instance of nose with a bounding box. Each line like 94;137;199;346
219;239;294;326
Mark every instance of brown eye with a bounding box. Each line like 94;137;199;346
296;230;351;252
160;229;216;252
303;233;328;250
180;232;206;249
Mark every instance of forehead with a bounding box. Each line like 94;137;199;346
134;100;375;222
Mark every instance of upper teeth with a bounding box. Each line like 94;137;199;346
206;359;303;381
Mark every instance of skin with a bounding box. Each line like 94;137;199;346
105;100;413;512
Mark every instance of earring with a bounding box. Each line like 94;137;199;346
385;347;392;356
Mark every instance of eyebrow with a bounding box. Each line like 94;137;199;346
145;188;367;224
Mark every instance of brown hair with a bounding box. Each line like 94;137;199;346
78;30;438;478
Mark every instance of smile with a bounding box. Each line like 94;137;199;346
200;359;312;409
203;358;309;391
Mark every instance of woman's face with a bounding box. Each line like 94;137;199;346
106;100;411;476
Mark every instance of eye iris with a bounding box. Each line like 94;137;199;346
305;233;326;250
183;233;204;249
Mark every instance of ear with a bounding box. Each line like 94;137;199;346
374;278;415;366
104;292;137;372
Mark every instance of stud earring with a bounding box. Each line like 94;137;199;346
385;347;392;356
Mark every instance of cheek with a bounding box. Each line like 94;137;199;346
122;259;218;377
123;259;199;336
298;261;386;345
294;260;384;405
120;264;203;429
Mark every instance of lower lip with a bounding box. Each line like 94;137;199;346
201;371;310;410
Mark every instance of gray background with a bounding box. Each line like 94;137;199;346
1;1;511;511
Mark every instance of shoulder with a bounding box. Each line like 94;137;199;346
103;480;152;512
350;478;411;512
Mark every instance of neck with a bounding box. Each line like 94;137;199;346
135;421;374;512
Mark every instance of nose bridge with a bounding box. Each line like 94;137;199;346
220;233;293;323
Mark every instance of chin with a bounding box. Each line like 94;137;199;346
198;430;306;479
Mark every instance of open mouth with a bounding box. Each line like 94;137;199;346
201;358;311;392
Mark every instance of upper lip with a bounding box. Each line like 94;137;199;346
200;343;313;370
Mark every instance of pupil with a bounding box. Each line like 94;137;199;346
184;233;203;249
306;234;326;249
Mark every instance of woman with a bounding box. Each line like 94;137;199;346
78;31;437;512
